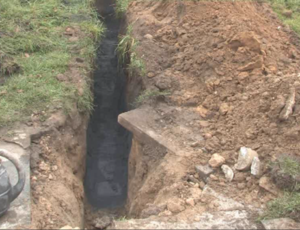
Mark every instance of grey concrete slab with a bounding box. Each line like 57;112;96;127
0;141;30;229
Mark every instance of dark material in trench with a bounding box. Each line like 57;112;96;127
84;2;132;208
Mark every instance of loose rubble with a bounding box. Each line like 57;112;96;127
195;164;214;182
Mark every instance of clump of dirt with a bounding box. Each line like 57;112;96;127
123;0;300;222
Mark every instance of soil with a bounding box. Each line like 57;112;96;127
120;0;300;223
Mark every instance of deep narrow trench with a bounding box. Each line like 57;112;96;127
84;0;132;209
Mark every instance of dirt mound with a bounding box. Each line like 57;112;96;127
124;0;300;221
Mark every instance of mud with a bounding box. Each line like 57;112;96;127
84;0;132;209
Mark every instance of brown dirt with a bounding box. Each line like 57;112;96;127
123;0;300;222
29;108;88;229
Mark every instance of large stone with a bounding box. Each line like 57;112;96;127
259;176;279;195
261;218;300;230
221;165;234;182
236;147;258;171
195;164;214;182
209;153;225;168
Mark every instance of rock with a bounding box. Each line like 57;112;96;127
144;34;153;40
261;218;300;230
221;165;234;182
167;199;186;213
94;216;113;229
236;147;258;171
251;156;261;177
219;103;230;115
141;204;166;218
147;72;155;78
259;176;279;195
195;164;214;182
155;77;172;90
234;172;247;182
237;183;246;190
186;198;195;206
209;153;225;168
209;174;219;181
189;187;202;201
60;226;79;230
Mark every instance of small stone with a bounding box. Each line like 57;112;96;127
167;199;186;213
199;181;206;189
190;187;202;200
209;174;218;181
219;103;230;115
199;120;209;127
221;165;234;182
237;183;246;190
94;216;112;229
209;153;225;168
52;165;58;171
186;198;195;206
262;218;300;230
144;34;153;40
251;156;261;177
259;176;279;195
195;164;214;182
49;174;53;180
236;147;258;171
147;72;155;78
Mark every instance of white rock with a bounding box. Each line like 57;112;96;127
221;165;234;182
251;156;261;177
236;147;258;171
209;153;225;168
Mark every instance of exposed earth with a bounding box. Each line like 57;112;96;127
1;0;300;229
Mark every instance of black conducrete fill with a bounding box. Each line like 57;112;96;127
84;1;132;208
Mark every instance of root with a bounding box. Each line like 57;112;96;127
279;87;296;121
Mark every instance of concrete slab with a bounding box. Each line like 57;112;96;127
118;107;190;156
0;141;30;229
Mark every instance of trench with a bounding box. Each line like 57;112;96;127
84;0;132;209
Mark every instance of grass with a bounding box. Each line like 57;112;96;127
115;0;131;18
260;192;300;221
0;0;104;126
260;157;300;221
269;0;300;34
117;25;146;77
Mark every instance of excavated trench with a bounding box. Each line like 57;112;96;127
84;0;132;209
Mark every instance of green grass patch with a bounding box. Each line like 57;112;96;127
260;192;300;221
134;89;170;106
115;0;131;18
269;0;300;34
0;0;104;126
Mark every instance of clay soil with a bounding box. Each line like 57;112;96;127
123;0;300;222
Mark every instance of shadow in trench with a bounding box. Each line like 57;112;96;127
84;0;132;209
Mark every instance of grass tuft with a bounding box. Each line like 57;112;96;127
117;25;146;77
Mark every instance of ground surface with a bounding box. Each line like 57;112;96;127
117;0;300;225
